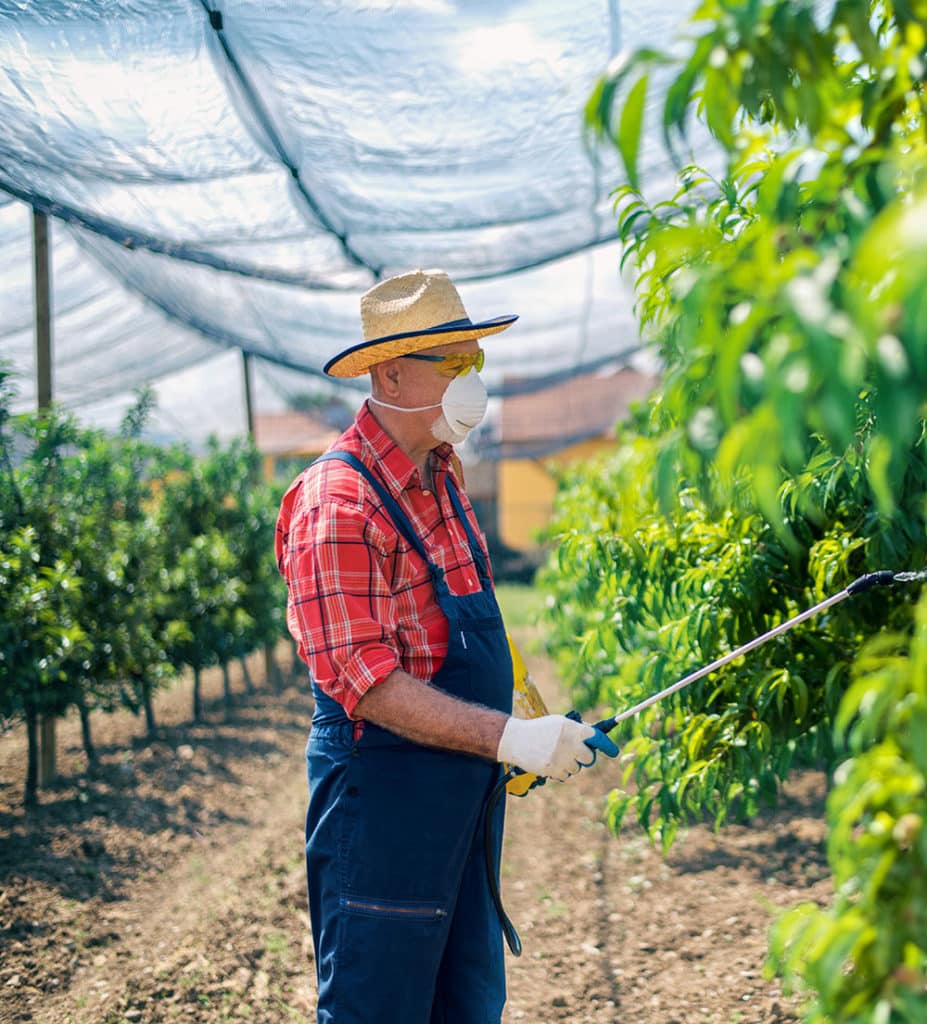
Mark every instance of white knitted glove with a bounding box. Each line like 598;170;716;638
496;714;597;782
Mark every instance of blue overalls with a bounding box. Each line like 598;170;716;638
305;451;513;1024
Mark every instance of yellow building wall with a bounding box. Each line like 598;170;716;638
498;438;616;551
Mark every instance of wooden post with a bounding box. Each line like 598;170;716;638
241;350;255;438
33;208;56;788
34;210;52;407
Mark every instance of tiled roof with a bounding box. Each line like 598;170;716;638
253;412;340;456
501;365;658;447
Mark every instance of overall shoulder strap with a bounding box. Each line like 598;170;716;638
314;451;437;572
445;476;491;585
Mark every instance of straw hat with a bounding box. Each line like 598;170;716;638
324;268;518;378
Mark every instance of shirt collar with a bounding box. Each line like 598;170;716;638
356;401;456;493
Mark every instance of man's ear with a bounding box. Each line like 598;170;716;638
372;358;402;398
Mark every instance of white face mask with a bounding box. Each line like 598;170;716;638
369;370;489;446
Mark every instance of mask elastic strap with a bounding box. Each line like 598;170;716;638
369;397;441;414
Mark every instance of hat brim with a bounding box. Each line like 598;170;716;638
324;315;518;378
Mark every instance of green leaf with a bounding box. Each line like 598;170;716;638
617;74;649;190
866;433;896;517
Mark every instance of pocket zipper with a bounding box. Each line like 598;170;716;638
342;898;448;920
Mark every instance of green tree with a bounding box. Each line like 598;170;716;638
769;590;927;1021
62;393;174;748
161;531;243;722
0;369;286;797
112;394;175;737
585;0;927;519
155;439;257;721
545;1;927;1017
0;372;85;803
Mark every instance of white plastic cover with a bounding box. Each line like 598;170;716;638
0;1;703;441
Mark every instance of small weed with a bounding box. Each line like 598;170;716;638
536;888;568;919
543;900;569;919
264;930;290;957
187;855;209;885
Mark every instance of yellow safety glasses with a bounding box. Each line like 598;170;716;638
402;350;485;378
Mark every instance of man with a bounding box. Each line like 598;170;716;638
275;268;618;1023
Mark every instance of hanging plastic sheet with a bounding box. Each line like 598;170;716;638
0;1;713;441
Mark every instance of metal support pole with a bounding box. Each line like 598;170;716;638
33;208;56;788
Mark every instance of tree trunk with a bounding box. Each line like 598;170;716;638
76;691;97;766
24;699;39;807
39;713;56;787
289;636;302;683
239;654;255;694
140;676;157;739
264;644;279;693
222;661;233;718
291;643;306;685
192;666;202;723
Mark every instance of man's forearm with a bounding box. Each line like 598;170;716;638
353;669;508;761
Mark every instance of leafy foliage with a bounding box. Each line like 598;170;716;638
539;1;927;1017
542;428;927;849
768;591;927;1021
586;0;927;526
0;374;287;801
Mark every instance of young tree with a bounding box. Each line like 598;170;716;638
155;441;249;722
0;371;85;803
544;1;927;1016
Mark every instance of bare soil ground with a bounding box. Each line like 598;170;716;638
0;630;829;1024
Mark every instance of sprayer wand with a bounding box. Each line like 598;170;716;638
591;570;901;735
486;568;923;957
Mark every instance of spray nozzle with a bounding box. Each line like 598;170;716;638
891;569;927;584
846;570;900;595
845;569;927;595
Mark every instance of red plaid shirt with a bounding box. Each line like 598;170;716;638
275;401;492;720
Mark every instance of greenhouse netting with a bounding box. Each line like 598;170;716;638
0;0;708;443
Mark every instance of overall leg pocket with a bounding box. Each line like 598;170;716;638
339;744;481;900
334;892;453;1023
332;743;495;1022
340;895;449;922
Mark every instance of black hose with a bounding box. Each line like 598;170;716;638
484;709;581;955
483;768;523;956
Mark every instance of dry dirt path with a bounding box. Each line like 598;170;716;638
1;632;830;1024
495;631;829;1024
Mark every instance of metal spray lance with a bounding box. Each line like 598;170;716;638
486;568;927;957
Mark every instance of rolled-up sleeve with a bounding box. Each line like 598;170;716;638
279;495;400;718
